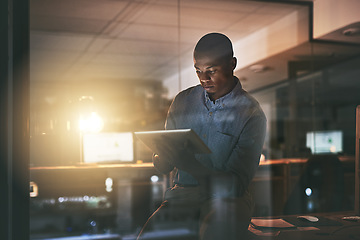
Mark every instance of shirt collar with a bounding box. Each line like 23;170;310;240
204;76;242;109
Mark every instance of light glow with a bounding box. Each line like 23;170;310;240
330;145;337;153
30;182;38;197
105;177;113;192
79;112;104;133
151;175;159;183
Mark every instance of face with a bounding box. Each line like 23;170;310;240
194;53;237;101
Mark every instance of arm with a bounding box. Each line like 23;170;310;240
225;111;267;196
193;110;266;197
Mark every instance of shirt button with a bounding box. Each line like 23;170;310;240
209;112;213;116
203;134;207;138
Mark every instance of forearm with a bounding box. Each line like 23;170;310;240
226;113;266;195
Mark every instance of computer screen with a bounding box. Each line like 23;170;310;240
82;132;134;163
306;130;343;154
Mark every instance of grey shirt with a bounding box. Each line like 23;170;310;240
161;77;266;197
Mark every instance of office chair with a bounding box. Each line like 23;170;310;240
283;154;345;215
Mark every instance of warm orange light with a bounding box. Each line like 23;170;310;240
30;181;38;198
79;112;104;133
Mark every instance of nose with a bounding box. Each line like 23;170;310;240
198;72;210;82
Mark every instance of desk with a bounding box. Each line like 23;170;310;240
248;212;360;240
30;163;165;238
29;158;355;237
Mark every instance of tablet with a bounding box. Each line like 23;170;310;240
134;129;211;154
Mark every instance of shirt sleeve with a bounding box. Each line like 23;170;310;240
226;109;267;196
165;97;176;130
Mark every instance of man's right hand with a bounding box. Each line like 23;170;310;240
154;138;211;177
152;153;174;174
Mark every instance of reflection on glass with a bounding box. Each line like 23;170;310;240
29;0;360;239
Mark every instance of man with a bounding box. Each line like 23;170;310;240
139;33;266;240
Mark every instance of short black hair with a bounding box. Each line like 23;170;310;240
194;33;234;61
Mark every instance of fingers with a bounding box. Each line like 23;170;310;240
152;153;174;173
154;137;196;171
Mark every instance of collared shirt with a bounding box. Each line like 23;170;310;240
164;77;266;196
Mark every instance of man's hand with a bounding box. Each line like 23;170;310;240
152;153;174;174
155;137;211;177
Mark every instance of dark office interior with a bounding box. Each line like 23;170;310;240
2;0;360;239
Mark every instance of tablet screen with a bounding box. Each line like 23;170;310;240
134;129;211;154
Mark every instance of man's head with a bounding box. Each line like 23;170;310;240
194;32;234;62
193;33;237;101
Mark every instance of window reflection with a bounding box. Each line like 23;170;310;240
29;0;360;239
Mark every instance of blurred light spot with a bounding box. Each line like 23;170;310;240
79;112;104;133
58;197;65;203
30;181;38;197
330;145;336;153
307;201;314;211
90;220;96;227
305;187;312;196
151;175;159;183
105;177;113;186
105;177;113;192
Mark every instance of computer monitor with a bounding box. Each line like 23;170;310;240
306;130;343;154
82;132;135;164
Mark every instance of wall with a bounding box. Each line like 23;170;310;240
164;0;360;99
163;3;310;99
313;0;360;38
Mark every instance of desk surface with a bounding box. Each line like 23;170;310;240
30;162;154;171
249;212;360;240
259;156;354;166
29;156;354;170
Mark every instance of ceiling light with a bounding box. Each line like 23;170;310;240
342;27;360;36
249;64;268;73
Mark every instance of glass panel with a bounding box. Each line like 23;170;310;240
252;52;360;216
30;0;360;239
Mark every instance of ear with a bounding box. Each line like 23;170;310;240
231;57;237;70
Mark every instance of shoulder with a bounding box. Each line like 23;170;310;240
232;88;265;120
176;84;202;98
172;84;203;104
231;86;258;107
